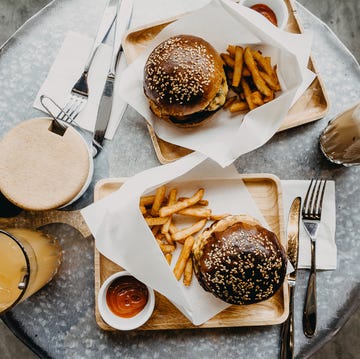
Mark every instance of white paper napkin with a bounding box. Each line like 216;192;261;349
117;0;316;167
81;154;337;325
282;180;337;270
33;31;127;140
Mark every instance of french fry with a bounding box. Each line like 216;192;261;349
169;223;178;235
250;91;264;106
161;188;177;234
178;198;209;206
252;51;275;76
223;95;237;110
159;188;205;217
252;51;281;90
232;46;244;87
173;236;195;280
151;185;167;216
263;91;275;103
226;44;236;57
221;53;235;68
151;225;161;237
139;195;155;207
178;206;212;218
172;219;207;242
244;47;273;97
229;100;249;113
164;232;174;245
165;253;172;264
139;205;147;215
259;70;281;92
242;66;251;77
145;217;169;226
183;258;193;286
159;243;176;254
241;78;257;110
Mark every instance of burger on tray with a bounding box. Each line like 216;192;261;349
118;0;315;166
143;35;228;127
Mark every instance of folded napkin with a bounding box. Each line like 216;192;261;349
282;180;337;270
33;31;127;140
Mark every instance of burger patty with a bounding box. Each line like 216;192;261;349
150;77;228;126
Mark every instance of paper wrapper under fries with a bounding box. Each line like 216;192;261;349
118;0;316;167
81;152;270;325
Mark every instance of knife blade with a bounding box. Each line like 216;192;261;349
280;196;301;359
93;0;133;153
83;0;119;73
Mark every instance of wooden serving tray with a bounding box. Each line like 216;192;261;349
94;174;289;331
122;0;329;164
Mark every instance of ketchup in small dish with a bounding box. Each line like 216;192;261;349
250;4;278;26
98;271;155;330
106;275;148;318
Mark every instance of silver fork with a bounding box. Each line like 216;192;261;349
57;0;118;123
302;178;327;337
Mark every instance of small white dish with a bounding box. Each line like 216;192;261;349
240;0;289;29
98;271;155;331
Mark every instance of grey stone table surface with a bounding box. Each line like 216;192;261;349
0;0;359;358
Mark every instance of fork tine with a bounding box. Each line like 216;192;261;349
57;101;73;121
302;178;314;216
317;180;327;219
303;179;327;220
311;179;321;216
66;100;84;120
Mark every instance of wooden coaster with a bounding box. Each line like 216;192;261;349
0;118;90;211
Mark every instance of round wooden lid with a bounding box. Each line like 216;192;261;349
0;118;90;210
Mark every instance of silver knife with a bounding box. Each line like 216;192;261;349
83;0;119;74
280;197;301;359
93;0;133;154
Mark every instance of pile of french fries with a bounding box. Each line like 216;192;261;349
139;185;227;286
221;45;281;113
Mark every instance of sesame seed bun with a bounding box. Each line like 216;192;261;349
143;35;228;127
192;215;287;305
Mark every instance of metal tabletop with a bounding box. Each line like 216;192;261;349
0;0;359;358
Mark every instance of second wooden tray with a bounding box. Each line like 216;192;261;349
94;174;289;331
122;0;329;163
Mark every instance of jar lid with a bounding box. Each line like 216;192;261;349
0;118;90;210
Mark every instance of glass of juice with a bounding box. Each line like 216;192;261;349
0;228;62;313
319;102;360;166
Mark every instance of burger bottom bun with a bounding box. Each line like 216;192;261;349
193;215;287;305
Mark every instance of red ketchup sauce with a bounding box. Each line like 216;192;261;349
106;275;149;318
250;4;278;26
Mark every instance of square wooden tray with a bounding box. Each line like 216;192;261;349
122;0;329;164
94;174;289;331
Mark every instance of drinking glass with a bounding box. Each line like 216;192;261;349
0;228;62;313
319;102;360;166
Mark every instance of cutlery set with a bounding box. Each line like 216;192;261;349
281;179;327;359
43;0;133;156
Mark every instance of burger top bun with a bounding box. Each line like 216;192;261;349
143;34;226;117
193;214;287;305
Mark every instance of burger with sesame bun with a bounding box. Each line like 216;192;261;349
192;214;287;305
143;34;228;127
